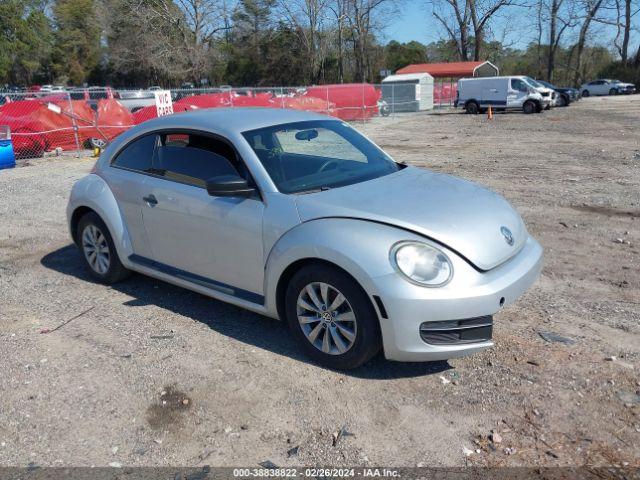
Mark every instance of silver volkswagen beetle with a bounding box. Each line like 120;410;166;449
67;108;543;369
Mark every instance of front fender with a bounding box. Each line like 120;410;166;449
263;217;428;316
66;174;134;263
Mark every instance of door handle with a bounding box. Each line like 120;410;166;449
143;194;158;206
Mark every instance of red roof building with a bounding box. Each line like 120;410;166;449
396;61;499;78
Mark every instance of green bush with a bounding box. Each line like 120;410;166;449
598;62;640;86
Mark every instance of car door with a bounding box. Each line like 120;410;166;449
106;133;158;259
591;81;605;95
481;80;505;107
508;79;529;108
138;131;265;303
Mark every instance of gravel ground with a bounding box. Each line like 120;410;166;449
0;95;638;468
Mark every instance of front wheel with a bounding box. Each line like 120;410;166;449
609;88;617;96
285;264;381;369
523;100;537;114
582;90;590;97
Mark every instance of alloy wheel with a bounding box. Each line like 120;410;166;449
296;282;357;355
82;224;110;275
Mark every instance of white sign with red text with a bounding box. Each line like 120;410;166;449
154;90;173;117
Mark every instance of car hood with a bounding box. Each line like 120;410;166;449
294;167;527;271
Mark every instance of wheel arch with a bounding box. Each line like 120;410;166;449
264;218;411;320
67;174;134;263
275;258;377;324
70;205;96;245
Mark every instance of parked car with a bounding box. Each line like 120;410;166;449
456;76;550;114
610;80;636;94
69;87;119;110
522;77;556;109
117;89;157;113
67;108;543;369
581;79;636;96
537;80;579;107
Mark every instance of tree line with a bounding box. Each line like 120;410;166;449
1;0;638;89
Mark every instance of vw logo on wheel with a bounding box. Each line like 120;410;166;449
500;226;514;246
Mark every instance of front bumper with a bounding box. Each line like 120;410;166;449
372;236;543;362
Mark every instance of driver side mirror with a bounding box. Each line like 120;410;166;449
206;174;256;198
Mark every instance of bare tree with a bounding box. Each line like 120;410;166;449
606;0;639;62
430;0;472;60
545;0;577;80
140;0;229;81
468;0;521;60
342;0;397;81
430;0;522;61
571;0;607;85
279;0;331;83
328;0;348;82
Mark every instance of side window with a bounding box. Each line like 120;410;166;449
511;79;528;92
112;134;158;172
89;90;107;100
155;132;240;188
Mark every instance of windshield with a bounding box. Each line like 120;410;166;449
539;80;556;89
524;77;544;88
242;120;401;194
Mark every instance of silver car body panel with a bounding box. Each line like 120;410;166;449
68;108;543;362
294;166;527;271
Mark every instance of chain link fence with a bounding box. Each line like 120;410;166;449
0;83;455;161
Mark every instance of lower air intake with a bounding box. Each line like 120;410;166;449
420;316;493;345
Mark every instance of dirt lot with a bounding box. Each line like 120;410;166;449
0;95;639;468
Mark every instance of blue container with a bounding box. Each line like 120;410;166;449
0;125;16;170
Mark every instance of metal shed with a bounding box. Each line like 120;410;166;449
394;61;499;107
381;73;434;113
396;61;499;78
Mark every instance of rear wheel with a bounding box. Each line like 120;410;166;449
465;101;479;114
77;212;130;284
523;100;537;114
582;89;590;97
285;264;381;369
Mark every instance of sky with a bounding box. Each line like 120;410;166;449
380;2;629;53
382;3;431;44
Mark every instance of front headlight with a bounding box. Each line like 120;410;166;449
390;241;453;287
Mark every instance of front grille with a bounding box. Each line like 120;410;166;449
420;316;493;345
541;91;550;97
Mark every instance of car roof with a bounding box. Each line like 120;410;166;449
131;107;337;137
102;107;340;163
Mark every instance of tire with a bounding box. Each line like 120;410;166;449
77;212;130;284
609;88;617;96
556;95;567;107
582;90;590;97
465;101;479;114
285;264;381;369
523;100;536;114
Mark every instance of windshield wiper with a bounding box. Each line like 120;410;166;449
295;186;332;194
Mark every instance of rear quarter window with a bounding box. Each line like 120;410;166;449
112;134;158;172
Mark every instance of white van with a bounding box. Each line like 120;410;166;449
456;76;552;114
